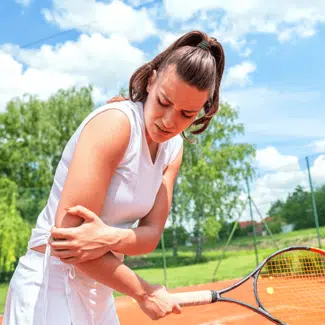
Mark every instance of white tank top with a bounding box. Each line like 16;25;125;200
28;100;183;252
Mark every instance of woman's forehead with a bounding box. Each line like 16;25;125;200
157;67;209;110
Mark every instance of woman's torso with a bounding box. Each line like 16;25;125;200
29;100;183;255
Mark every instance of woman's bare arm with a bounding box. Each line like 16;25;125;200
53;109;152;298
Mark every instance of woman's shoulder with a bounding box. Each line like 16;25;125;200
76;100;142;134
93;99;141;119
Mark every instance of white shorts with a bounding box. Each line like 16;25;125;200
3;247;120;325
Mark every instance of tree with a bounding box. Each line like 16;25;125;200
157;226;189;249
169;180;189;256
315;184;325;227
0;86;94;223
203;216;222;242
266;199;285;234
0;178;32;274
267;199;285;218
267;184;325;231
219;221;242;240
281;186;313;229
180;102;255;259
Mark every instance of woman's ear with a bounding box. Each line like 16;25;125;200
146;70;157;93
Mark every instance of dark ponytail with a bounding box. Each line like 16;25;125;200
109;30;225;139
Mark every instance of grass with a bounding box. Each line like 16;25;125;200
1;226;324;313
134;248;274;287
212;227;325;250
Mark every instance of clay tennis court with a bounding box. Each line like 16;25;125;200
1;277;323;324
115;279;272;325
115;277;324;325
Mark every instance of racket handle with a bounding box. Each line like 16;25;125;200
171;290;215;307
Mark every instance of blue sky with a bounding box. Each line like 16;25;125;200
1;0;325;219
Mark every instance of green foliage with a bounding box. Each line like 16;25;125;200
167;181;188;256
0;283;9;313
180;102;256;257
0;178;32;273
0;86;94;223
282;186;312;229
0;86;94;277
267;185;325;231
265;217;283;234
218;221;242;239
157;226;190;249
266;200;285;234
239;224;254;236
314;184;325;227
203;217;222;241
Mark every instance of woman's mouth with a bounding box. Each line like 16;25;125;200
155;124;171;135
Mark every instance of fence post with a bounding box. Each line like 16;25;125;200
306;156;322;248
246;178;259;266
160;231;168;288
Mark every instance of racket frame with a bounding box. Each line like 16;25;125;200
207;246;324;325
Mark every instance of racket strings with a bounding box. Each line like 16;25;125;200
257;250;325;323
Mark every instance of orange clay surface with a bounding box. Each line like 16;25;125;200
1;278;323;325
116;278;325;325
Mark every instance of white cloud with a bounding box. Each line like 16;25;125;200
0;34;147;112
248;167;307;219
162;0;325;49
0;50;83;112
157;31;183;52
309;138;325;153
223;61;256;88
15;0;32;7
310;155;325;188
256;147;300;172
278;29;294;43
240;48;252;58
42;0;157;42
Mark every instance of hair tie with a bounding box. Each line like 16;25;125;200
197;40;210;50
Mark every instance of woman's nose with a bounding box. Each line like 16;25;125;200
162;109;175;129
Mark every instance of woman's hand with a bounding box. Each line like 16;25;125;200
136;284;181;320
50;206;117;264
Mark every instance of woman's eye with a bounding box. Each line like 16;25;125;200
158;98;169;107
182;112;194;119
157;97;194;119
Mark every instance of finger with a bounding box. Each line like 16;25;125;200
49;239;72;250
65;205;97;222
165;307;173;316
51;249;76;259
50;226;74;240
172;304;182;314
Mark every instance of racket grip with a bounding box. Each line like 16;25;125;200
171;290;214;307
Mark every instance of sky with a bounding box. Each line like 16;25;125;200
1;0;325;222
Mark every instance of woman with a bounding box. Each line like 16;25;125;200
3;30;225;325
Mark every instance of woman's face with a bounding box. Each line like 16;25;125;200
144;64;210;144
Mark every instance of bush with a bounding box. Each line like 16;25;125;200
157;226;190;249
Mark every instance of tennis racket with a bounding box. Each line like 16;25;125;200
171;246;325;324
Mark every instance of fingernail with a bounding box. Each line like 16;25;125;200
65;207;71;211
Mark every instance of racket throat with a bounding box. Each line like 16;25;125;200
211;291;220;303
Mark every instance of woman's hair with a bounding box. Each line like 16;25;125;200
108;30;225;138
